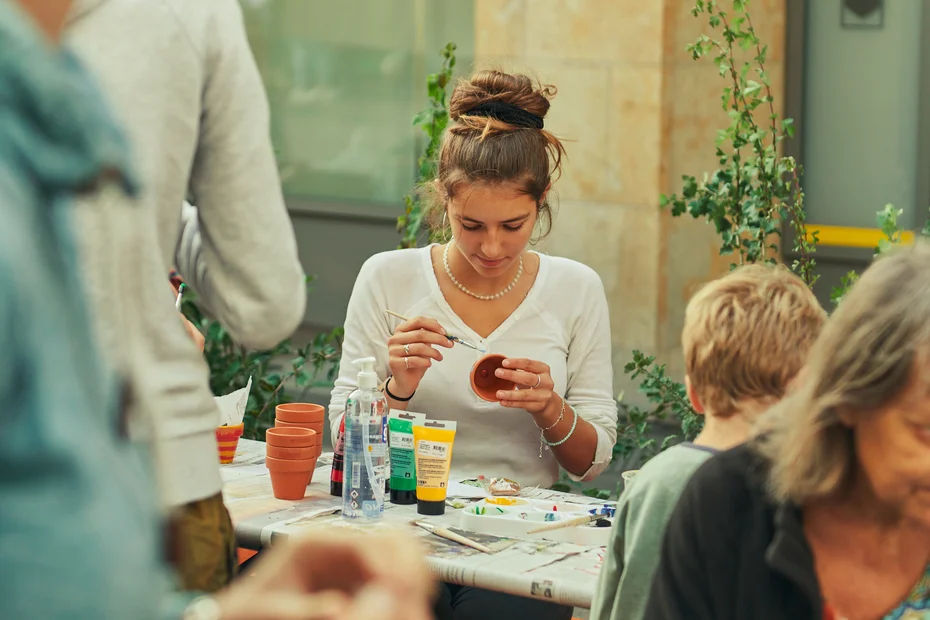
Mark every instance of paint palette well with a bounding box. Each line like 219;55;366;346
459;498;612;546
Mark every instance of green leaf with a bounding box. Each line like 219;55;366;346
412;109;433;128
742;80;762;97
582;488;611;500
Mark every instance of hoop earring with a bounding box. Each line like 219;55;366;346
442;210;451;243
529;201;550;246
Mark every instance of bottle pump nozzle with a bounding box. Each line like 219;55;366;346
354;357;378;390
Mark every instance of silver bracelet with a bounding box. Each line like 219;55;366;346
537;398;565;458
536;399;564;431
543;402;578;448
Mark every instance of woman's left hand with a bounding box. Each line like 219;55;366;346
495;358;559;418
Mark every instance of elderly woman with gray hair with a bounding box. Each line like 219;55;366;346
643;243;930;620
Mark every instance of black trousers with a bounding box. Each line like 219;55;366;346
433;582;574;620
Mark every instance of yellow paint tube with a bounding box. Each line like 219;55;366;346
412;419;457;516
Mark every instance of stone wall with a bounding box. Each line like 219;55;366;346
474;0;787;400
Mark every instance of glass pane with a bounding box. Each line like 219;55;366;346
802;1;923;229
241;0;475;205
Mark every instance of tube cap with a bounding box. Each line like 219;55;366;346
417;498;446;516
391;489;417;505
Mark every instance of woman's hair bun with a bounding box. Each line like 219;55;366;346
448;70;556;123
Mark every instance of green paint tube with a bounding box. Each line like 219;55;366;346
388;410;426;505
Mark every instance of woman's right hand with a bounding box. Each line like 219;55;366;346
387;316;452;398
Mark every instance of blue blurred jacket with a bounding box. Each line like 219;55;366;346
0;2;186;617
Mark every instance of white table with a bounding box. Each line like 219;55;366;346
222;439;610;608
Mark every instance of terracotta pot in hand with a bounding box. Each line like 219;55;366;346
215;423;245;464
265;427;316;448
470;353;516;402
266;456;316;500
275;403;325;424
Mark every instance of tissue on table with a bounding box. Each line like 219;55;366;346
214;376;252;427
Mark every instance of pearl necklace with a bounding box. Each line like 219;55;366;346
442;242;523;301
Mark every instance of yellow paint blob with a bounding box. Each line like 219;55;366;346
485;497;520;506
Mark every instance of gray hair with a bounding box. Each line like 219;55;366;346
755;241;930;504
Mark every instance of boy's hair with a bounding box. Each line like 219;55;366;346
682;264;826;417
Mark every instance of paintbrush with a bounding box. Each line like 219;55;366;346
175;282;187;311
526;513;602;534
414;521;492;553
384;310;486;353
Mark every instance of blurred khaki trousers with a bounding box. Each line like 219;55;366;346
166;492;237;593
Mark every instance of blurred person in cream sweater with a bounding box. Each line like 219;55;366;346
65;0;307;591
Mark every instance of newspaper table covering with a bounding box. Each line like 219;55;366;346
222;439;610;608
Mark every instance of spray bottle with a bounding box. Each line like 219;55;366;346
342;357;388;520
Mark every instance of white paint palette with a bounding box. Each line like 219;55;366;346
458;497;613;546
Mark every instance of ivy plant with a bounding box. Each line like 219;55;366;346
639;0;925;468
639;0;815;447
397;43;457;249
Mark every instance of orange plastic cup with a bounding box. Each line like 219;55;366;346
215;423;245;464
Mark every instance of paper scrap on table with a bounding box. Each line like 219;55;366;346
446;479;490;499
215;376;252;426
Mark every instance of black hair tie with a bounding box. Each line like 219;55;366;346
463;101;544;130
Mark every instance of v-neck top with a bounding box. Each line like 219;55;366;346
328;245;618;487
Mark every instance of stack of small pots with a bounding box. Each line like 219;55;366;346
264;403;325;501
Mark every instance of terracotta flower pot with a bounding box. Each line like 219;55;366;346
275;419;324;436
470;353;516;402
266;444;315;460
265;427;316;448
266;456;315;500
215;423;244;464
306;460;319;485
275;403;325;424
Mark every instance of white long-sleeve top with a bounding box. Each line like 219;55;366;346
329;246;618;488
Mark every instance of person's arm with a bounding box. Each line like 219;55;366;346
328;257;393;439
589;491;630;620
179;0;306;350
553;267;618;480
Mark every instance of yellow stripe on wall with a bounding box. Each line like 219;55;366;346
805;225;916;249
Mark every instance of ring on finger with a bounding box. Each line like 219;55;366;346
404;343;411;356
404;357;409;370
532;373;541;389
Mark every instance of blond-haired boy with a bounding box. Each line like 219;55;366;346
590;264;826;620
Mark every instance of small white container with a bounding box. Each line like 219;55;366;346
458;498;612;546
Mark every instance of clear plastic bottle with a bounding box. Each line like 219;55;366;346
342;357;388;520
